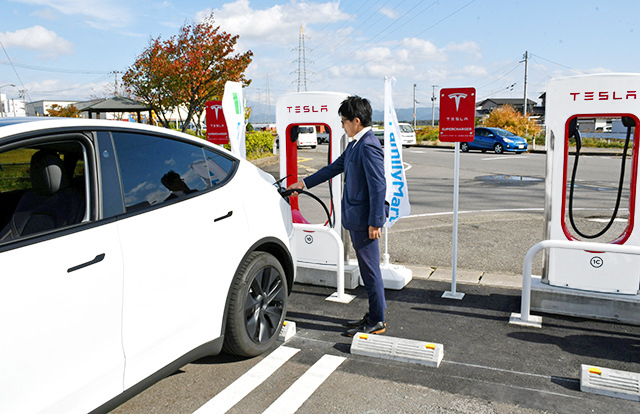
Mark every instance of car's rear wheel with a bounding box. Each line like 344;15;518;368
494;143;504;154
223;251;288;357
460;142;469;152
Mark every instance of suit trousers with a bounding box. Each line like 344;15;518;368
350;229;386;323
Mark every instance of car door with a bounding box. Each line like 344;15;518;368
0;135;124;414
484;129;497;150
109;132;245;389
472;128;485;150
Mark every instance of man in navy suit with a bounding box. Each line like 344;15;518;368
287;96;387;336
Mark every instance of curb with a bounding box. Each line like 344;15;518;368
249;154;278;168
413;142;626;156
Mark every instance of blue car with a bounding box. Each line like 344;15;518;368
461;127;528;154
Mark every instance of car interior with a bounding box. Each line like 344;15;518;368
0;141;86;242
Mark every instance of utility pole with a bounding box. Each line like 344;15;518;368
413;84;417;129
431;85;438;127
521;51;529;116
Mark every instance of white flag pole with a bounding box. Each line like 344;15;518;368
383;227;390;266
442;142;465;300
380;76;412;289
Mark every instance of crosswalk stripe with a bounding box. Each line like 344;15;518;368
262;354;346;414
193;346;300;414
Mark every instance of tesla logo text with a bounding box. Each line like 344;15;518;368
569;91;637;101
448;93;467;111
287;105;329;114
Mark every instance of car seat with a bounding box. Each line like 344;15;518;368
0;150;85;242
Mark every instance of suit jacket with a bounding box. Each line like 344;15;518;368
304;129;387;231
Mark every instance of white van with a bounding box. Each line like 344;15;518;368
297;125;317;149
398;123;416;147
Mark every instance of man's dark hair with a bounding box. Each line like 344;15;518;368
339;95;372;127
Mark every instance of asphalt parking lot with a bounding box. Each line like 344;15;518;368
282;271;640;413
248;145;640;413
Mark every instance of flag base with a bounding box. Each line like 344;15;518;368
380;263;412;290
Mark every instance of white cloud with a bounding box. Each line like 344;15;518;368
24;77;112;100
0;25;74;57
379;7;397;19
445;41;482;60
30;8;58;20
459;65;488;77
13;0;133;29
196;0;349;45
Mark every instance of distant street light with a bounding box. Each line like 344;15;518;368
0;84;16;117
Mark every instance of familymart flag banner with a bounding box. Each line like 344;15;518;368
222;81;246;159
383;76;411;228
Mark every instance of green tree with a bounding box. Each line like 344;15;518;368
481;105;541;138
122;12;253;132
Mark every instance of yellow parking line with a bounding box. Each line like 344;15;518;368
297;157;312;163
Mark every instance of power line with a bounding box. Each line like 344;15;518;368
0;39;36;113
0;60;109;75
316;0;401;53
317;0;475;75
529;53;587;74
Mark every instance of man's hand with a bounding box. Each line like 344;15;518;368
286;179;305;196
369;226;381;240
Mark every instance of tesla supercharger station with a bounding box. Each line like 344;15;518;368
276;91;363;292
536;73;640;322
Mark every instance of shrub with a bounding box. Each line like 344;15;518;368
481;105;542;139
415;126;439;143
245;131;274;159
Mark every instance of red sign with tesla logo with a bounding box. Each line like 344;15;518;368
439;87;476;142
206;100;229;145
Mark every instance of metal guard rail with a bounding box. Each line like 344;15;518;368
510;240;640;327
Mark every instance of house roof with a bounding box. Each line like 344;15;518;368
74;96;151;112
477;98;538;107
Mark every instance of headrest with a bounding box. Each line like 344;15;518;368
30;150;69;195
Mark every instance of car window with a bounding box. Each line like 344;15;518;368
400;125;414;133
299;126;314;134
475;129;486;137
497;129;516;137
203;149;235;186
111;132;236;212
0;140;88;243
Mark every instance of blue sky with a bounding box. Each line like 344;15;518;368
1;0;638;117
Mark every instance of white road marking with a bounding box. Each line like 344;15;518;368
405;207;544;219
193;346;300;414
262;354;346;414
481;156;529;161
403;207;619;220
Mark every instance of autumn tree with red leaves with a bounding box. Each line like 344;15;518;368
480;105;541;138
122;13;253;132
47;104;79;118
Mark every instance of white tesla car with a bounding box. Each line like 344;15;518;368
0;117;295;414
